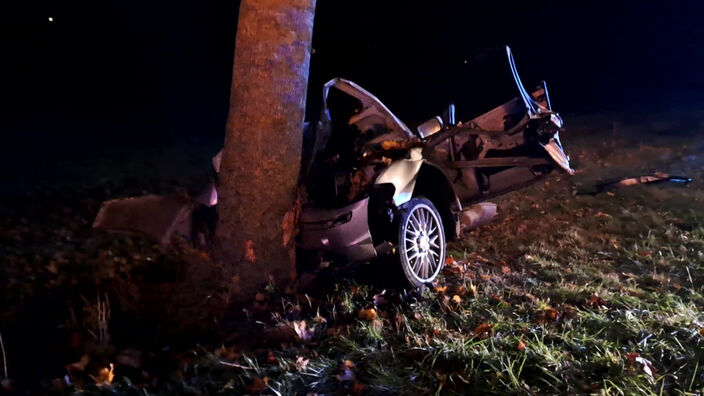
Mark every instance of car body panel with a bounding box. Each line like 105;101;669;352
373;148;424;206
299;197;377;261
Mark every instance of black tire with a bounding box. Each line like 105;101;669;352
397;197;446;287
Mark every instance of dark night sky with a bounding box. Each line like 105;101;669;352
2;1;704;148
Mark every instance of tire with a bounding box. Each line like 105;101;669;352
397;198;446;287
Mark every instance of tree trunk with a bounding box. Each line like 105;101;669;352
218;0;316;293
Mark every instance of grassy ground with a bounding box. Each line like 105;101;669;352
1;116;703;394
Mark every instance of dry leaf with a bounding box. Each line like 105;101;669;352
293;320;314;341
357;308;378;321
352;382;368;395
66;354;90;372
90;363;114;387
587;294;606;308
536;307;559;322
295;356;309;371
313;309;327;324
46;261;59;274
244;240;256;262
473;323;493;336
267;350;277;363
501;266;511;275
517;340;526;351
445;256;455;266
451;295;462;304
337;360;356;381
245;377;269;393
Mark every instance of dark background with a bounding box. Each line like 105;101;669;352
2;1;703;155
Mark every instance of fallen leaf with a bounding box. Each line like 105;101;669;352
46;261;59;274
313;309;327;324
434;285;448;294
473;323;493;336
452;295;462;304
245;377;269;393
517;340;526;351
214;345;240;361
352;381;368;395
90;363;114;387
293;320;314;341
445;256;455;266
244;240;256;262
357;308;378;321
501;266;511;275
535;307;558;323
337;360;356;381
295;356;309;371
66;354;90;372
587;294;606;308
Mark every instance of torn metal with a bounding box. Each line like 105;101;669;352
93;195;196;245
592;172;692;194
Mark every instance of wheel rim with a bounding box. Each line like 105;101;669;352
402;203;444;283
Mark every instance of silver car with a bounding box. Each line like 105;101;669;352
299;46;573;286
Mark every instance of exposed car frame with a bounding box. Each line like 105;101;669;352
298;46;573;286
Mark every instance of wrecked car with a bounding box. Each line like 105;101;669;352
297;46;573;286
94;46;573;287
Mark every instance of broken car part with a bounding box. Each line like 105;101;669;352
592;172;693;194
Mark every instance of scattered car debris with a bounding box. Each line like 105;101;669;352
93;194;196;245
589;172;692;194
93;46;574;286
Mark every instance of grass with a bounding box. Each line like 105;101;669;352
1;118;703;394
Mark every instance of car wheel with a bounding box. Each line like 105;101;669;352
397;197;446;287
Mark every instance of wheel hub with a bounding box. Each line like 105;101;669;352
418;233;430;253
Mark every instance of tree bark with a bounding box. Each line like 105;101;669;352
218;0;316;293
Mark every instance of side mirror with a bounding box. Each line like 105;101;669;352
417;116;444;139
